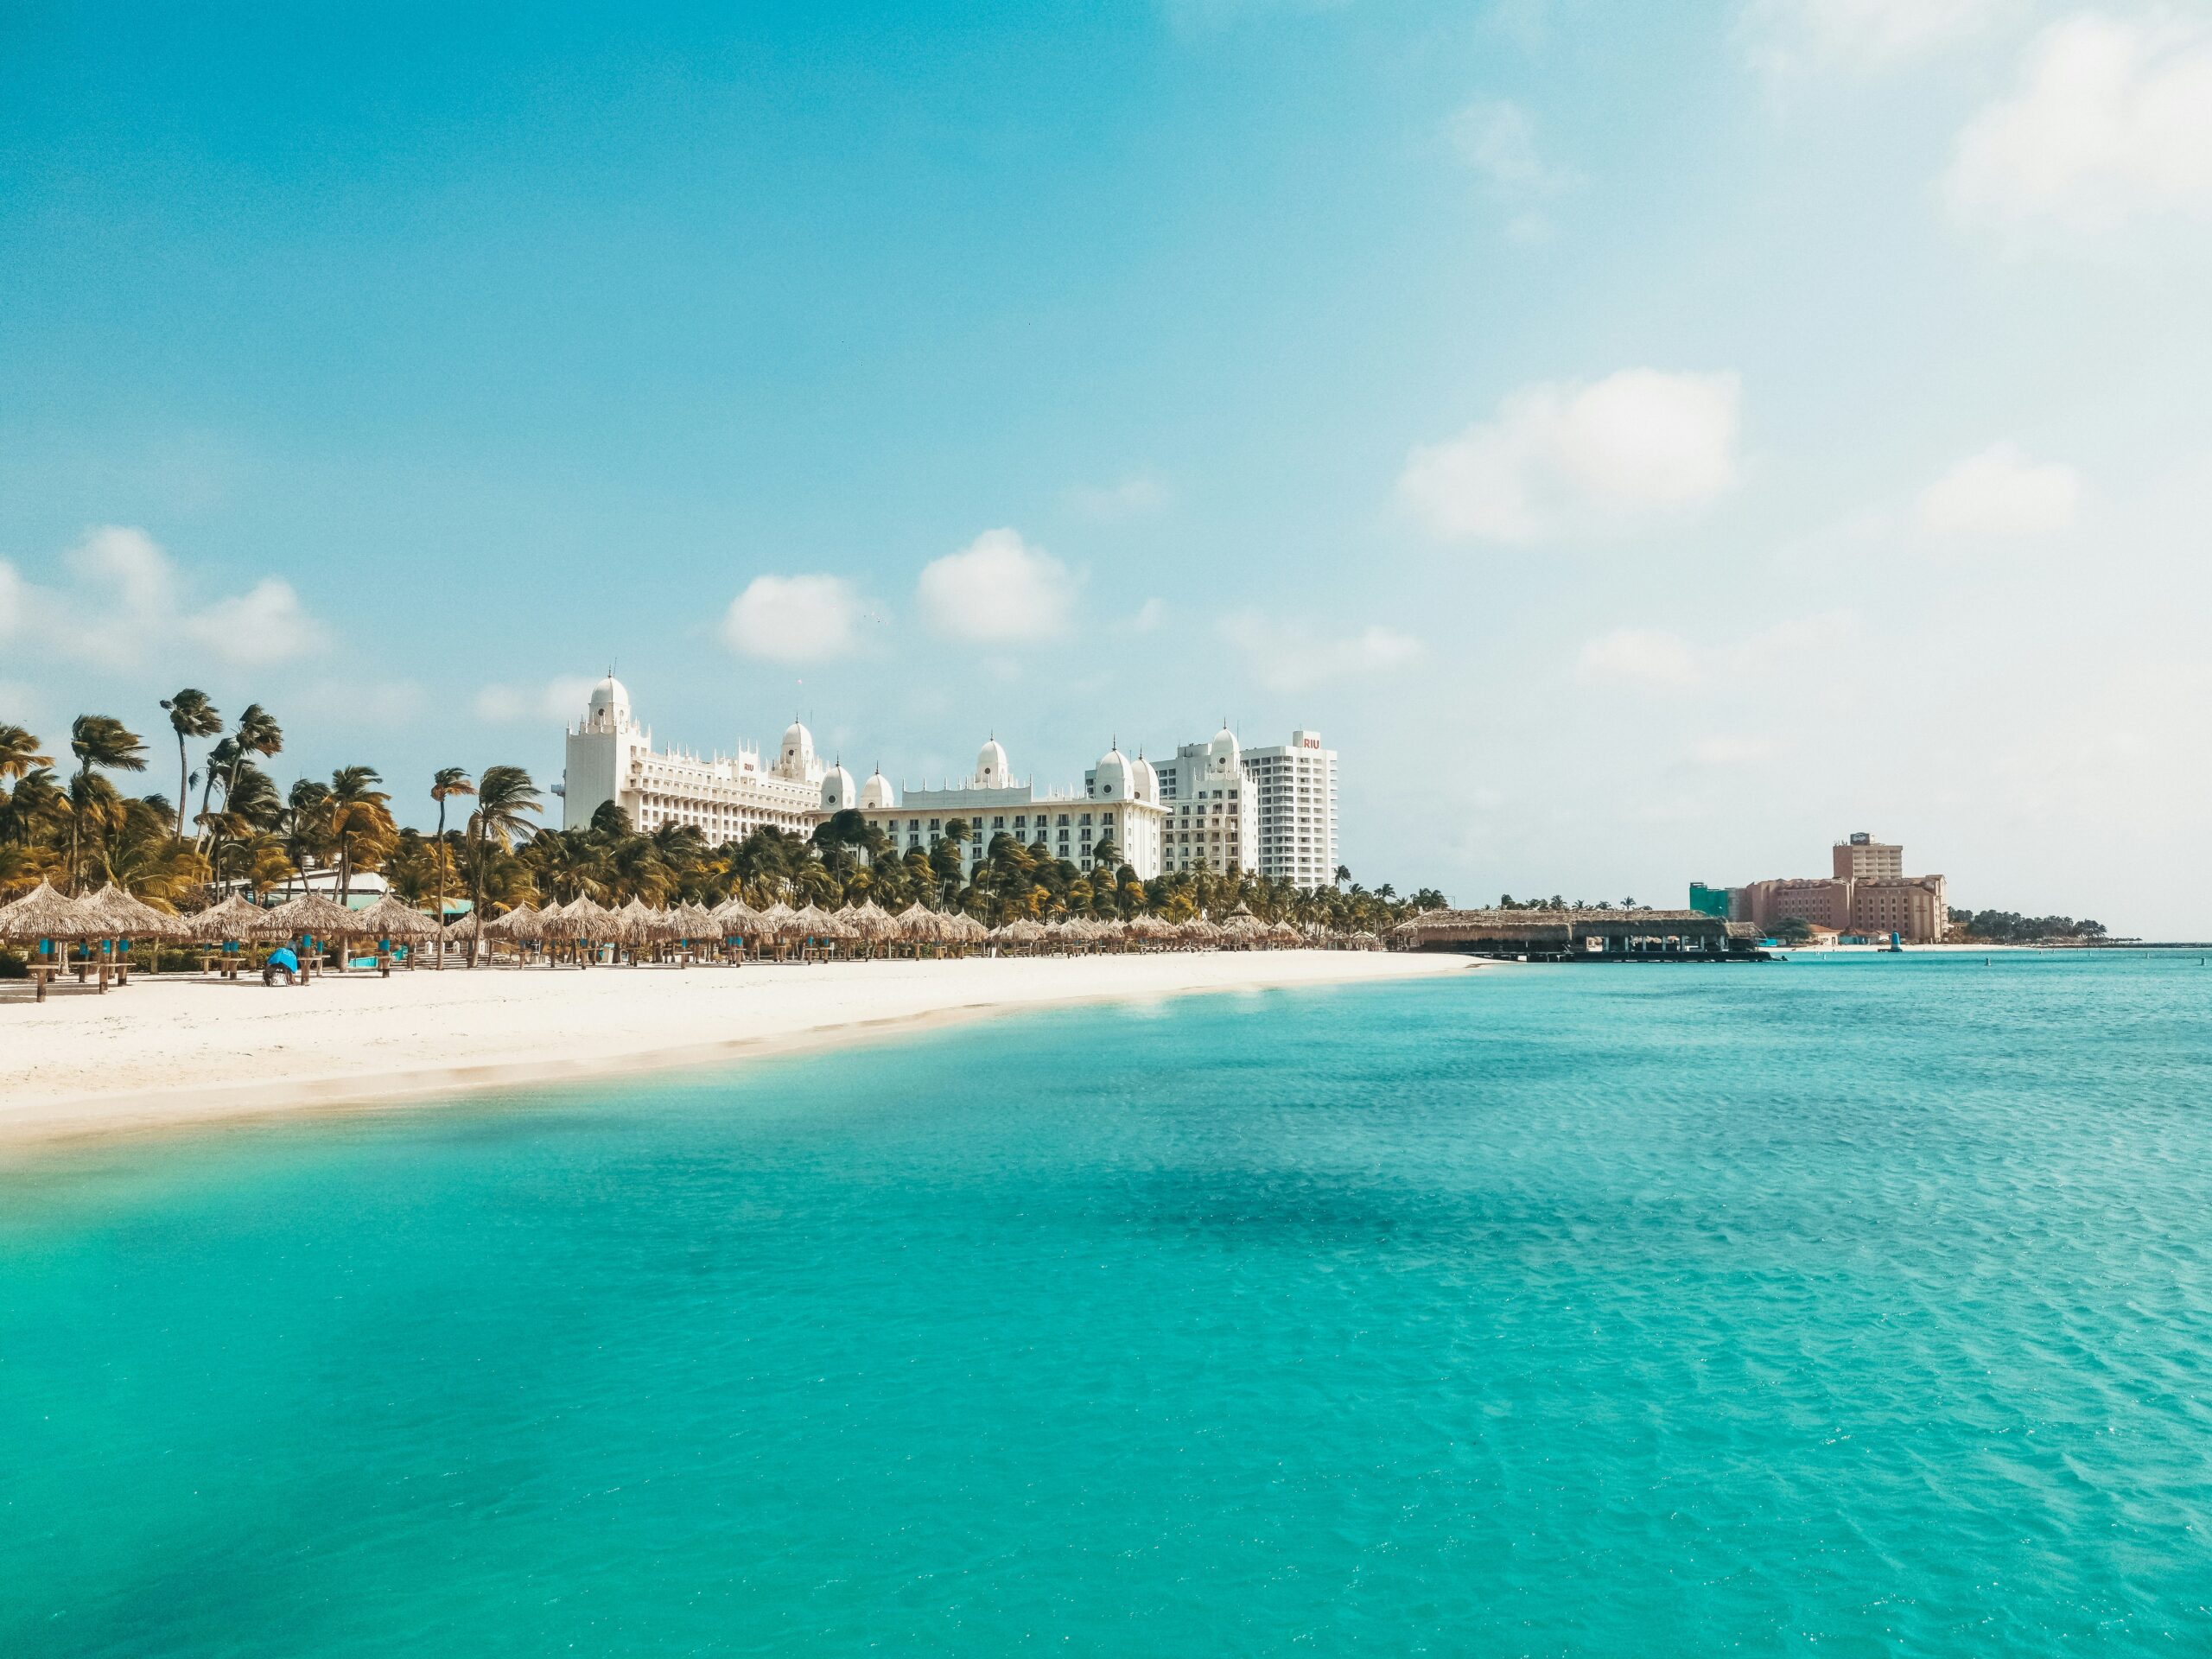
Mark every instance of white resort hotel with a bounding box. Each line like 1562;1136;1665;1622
560;677;1340;887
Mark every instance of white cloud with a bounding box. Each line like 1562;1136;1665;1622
1918;443;2082;536
0;560;21;637
10;524;326;666
721;573;863;664
1067;474;1170;520
917;529;1076;644
475;675;600;725
181;578;325;664
1746;0;2010;72
1400;369;1743;544
1577;626;1700;687
1126;597;1168;632
1944;14;2212;238
1221;613;1425;692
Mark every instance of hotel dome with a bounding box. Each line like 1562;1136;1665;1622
1091;745;1135;801
821;762;857;812
777;720;817;780
975;737;1011;788
1131;754;1159;804
860;769;894;810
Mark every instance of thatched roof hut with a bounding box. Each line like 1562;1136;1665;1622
710;896;762;936
0;880;108;943
86;883;186;941
354;894;444;941
845;900;898;943
262;892;361;939
996;917;1047;948
481;903;543;944
792;902;855;942
190;892;271;944
893;902;942;944
755;901;802;940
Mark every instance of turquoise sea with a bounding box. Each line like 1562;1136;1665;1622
4;954;2211;1655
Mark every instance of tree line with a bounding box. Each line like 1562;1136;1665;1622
0;694;1446;934
1945;908;2108;944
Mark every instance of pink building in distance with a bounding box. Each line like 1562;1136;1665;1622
1736;833;1948;944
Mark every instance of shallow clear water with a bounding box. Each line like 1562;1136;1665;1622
5;955;2212;1656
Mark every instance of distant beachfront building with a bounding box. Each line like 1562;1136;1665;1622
1147;728;1259;877
1728;831;1948;944
1136;726;1338;886
1246;730;1338;887
562;683;1165;879
852;737;1166;881
560;676;823;838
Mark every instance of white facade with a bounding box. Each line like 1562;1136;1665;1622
1151;726;1259;877
873;738;1165;880
1246;730;1338;888
560;677;823;838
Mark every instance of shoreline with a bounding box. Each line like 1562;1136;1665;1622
0;951;1479;1158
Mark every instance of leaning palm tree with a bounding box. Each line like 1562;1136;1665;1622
0;723;51;784
199;702;283;869
429;766;474;965
467;765;541;966
67;715;147;893
327;765;394;906
158;690;222;837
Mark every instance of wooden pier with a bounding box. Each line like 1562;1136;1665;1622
1390;908;1767;963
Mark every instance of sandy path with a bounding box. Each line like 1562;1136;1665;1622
0;951;1476;1150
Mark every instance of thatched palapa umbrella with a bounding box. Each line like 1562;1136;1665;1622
0;880;111;996
190;893;269;945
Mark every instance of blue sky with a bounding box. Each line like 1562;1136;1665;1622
5;1;2211;930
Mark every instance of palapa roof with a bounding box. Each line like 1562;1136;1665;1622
481;903;543;943
844;900;898;941
353;894;444;940
0;880;109;941
189;892;273;943
86;882;186;939
893;902;943;941
260;891;361;938
710;896;763;932
996;917;1048;944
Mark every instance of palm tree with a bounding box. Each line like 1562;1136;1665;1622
67;715;147;892
327;765;394;906
0;723;50;784
467;765;541;964
200;703;283;870
158;690;222;838
429;766;474;965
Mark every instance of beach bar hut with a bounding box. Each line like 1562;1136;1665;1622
260;891;364;976
353;895;443;973
191;893;270;976
0;880;109;1000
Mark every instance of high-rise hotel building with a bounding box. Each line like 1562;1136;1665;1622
563;681;1338;889
1144;726;1339;887
1245;730;1338;887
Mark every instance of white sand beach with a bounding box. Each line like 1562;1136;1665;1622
0;951;1476;1150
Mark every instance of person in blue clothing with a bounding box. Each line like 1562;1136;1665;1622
263;944;302;986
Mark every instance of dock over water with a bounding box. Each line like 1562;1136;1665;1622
1392;909;1768;963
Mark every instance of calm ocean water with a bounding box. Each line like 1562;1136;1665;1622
4;954;2211;1656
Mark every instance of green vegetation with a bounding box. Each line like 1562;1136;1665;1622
1947;908;2107;945
1;702;1449;936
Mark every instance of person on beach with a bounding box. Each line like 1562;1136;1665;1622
263;944;302;987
